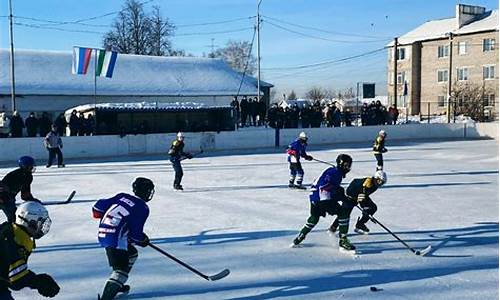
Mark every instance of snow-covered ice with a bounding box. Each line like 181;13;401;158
2;138;498;300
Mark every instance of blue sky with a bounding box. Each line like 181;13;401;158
0;0;498;97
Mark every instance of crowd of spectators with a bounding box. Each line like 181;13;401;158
230;96;400;129
3;110;96;138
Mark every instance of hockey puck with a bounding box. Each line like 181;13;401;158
370;286;378;292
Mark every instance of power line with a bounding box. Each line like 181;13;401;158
14;22;105;34
262;47;386;71
176;16;255;28
263;15;392;39
176;27;254;36
264;20;391;44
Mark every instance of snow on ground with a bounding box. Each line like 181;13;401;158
1;138;498;300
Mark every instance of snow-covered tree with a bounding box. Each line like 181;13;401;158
209;40;256;74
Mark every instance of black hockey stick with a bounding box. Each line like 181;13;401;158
148;242;230;281
44;190;77;206
180;147;204;161
355;205;431;256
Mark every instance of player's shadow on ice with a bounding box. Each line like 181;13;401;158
127;222;498;300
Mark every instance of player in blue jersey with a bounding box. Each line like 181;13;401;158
291;154;357;253
92;177;155;300
286;132;313;189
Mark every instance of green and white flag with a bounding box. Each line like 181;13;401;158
95;49;118;78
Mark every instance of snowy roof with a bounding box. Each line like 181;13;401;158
387;9;498;46
65;101;230;115
0;49;266;96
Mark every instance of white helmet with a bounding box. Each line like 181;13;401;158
177;132;184;139
379;130;386;137
374;170;387;186
298;132;308;140
15;202;51;239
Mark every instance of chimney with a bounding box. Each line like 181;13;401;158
456;4;486;28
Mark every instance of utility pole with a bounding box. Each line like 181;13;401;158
257;0;262;102
447;32;453;123
393;37;398;108
8;0;16;113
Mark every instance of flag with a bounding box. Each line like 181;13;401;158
95;49;118;78
72;47;92;75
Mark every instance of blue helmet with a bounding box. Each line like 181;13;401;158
18;156;35;168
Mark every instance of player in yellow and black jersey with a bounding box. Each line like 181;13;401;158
0;202;59;299
328;170;387;235
373;130;387;171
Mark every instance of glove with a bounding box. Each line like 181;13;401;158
134;233;150;247
168;149;175;155
186;153;193;159
34;273;60;298
305;155;313;161
381;148;387;153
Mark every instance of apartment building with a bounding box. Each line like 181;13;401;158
387;4;498;118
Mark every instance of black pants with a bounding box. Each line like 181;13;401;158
374;153;383;168
106;244;138;273
0;198;16;222
358;196;378;224
170;158;183;186
47;148;63;166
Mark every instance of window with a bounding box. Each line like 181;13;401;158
458;41;468;55
483;94;496;107
457;67;469;81
397;71;406;85
397;48;406;60
483;39;495;52
438;70;448;82
438;96;445;107
457;95;466;107
438;45;449;58
483;65;495;79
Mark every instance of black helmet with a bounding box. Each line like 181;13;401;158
336;154;352;176
18;156;36;173
133;177;155;202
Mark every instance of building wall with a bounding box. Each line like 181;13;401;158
420;31;499;116
387;44;416;114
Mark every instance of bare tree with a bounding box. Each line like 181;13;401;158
103;0;175;56
287;90;297;100
148;6;175;56
452;82;494;121
305;87;326;101
209;40;256;74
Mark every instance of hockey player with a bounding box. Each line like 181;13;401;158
168;132;193;190
0;156;39;222
291;154;356;253
286;132;313;189
0;201;60;299
328;170;387;235
93;177;155;300
373;130;387;170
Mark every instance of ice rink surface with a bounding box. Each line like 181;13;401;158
2;138;498;300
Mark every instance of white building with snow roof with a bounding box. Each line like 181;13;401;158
0;49;273;120
386;4;498;119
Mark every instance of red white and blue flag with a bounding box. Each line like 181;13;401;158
72;47;92;75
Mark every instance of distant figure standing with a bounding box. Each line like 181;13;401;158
373;130;387;170
168;132;193;190
38;112;52;137
44;125;64;168
25;112;39;137
9;111;24;138
54;113;67;136
230;96;240;127
69;110;80;136
240;96;248;127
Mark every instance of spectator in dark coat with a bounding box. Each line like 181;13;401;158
69;110;80;136
9;110;24;137
361;103;369;126
389;105;399;125
240;96;248;127
25;112;39;137
267;103;278;128
249;97;258;126
38;112;52;137
344;109;352;127
77;112;85;136
258;99;266;126
332;107;342;127
82;114;96;135
230;96;240;127
54;113;67;136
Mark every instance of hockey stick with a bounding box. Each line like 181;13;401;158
44;190;77;206
355;205;431;256
180;147;204;161
148;242;230;281
312;158;335;166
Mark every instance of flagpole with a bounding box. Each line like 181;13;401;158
94;49;97;135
